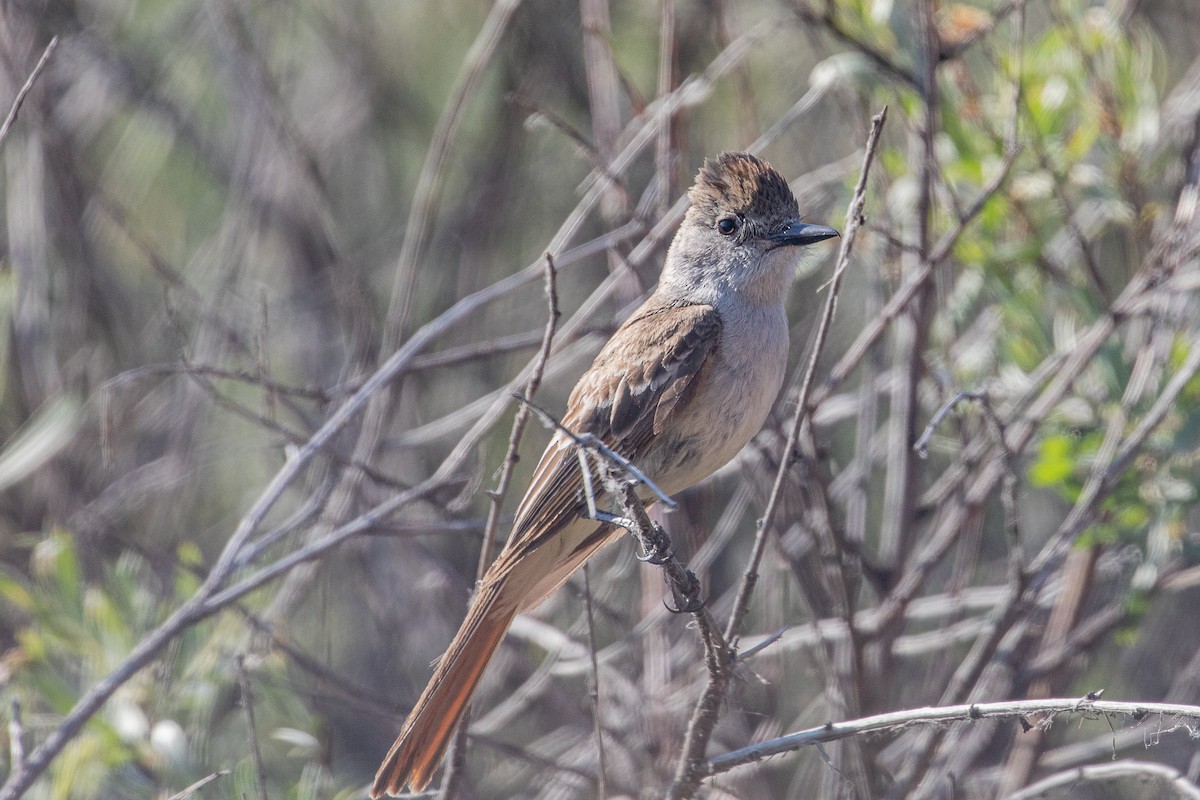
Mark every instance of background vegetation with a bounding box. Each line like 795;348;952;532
2;0;1200;797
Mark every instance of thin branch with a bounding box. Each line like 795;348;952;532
479;255;561;573
0;35;58;150
1008;760;1200;800
384;0;524;346
791;3;916;87
236;655;270;800
442;254;560;798
163;772;231;800
582;564;608;800
664;107;887;800
706;697;1200;775
726;106;887;643
913;390;1021;586
7;699;23;776
504;93;622;187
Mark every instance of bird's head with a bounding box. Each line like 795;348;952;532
661;152;838;307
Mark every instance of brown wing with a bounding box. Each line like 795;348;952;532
505;301;722;556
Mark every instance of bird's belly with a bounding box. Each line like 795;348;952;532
650;312;788;495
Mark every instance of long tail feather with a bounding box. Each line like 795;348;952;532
371;584;517;797
372;519;615;796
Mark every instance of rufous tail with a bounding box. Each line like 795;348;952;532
371;582;517;797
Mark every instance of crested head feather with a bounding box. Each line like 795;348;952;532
686;152;799;224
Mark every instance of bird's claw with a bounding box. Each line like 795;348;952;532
663;568;705;613
664;590;707;614
637;541;674;564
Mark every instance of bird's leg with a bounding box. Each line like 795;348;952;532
575;433;677;510
570;435;676;564
634;523;674;565
576;447;601;521
576;448;637;529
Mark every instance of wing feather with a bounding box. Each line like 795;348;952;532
504;302;722;559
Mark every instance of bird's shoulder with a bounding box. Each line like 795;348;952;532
563;301;723;441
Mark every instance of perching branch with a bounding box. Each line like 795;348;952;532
705;696;1200;776
666;107;888;800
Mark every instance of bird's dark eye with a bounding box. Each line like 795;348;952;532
716;217;738;236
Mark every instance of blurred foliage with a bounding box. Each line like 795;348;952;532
0;535;330;798
0;0;1199;797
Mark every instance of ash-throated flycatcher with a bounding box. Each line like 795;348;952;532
372;152;837;796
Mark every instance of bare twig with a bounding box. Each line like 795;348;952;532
384;0;524;346
913;390;1021;583
582;564;608;800
791;3;916;87
442;254;560;797
706;697;1200;775
517;397;677;511
0;35;58;150
664;108;887;800
236;655;270;800
164;771;231;800
479;255;561;571
727;106;887;643
1008;760;1200;800
7;699;23;775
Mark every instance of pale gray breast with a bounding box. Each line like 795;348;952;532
653;303;789;494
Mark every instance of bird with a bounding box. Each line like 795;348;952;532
372;151;838;797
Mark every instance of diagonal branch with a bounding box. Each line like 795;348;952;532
664;107;888;800
0;35;58;150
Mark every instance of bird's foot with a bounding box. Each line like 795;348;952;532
665;575;707;614
636;539;674;565
591;510;636;530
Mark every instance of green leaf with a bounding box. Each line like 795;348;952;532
1030;435;1076;486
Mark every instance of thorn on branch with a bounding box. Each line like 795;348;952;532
735;627;789;662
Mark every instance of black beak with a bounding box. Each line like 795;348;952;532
768;220;840;247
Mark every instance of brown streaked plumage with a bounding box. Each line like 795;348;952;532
371;152;837;797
